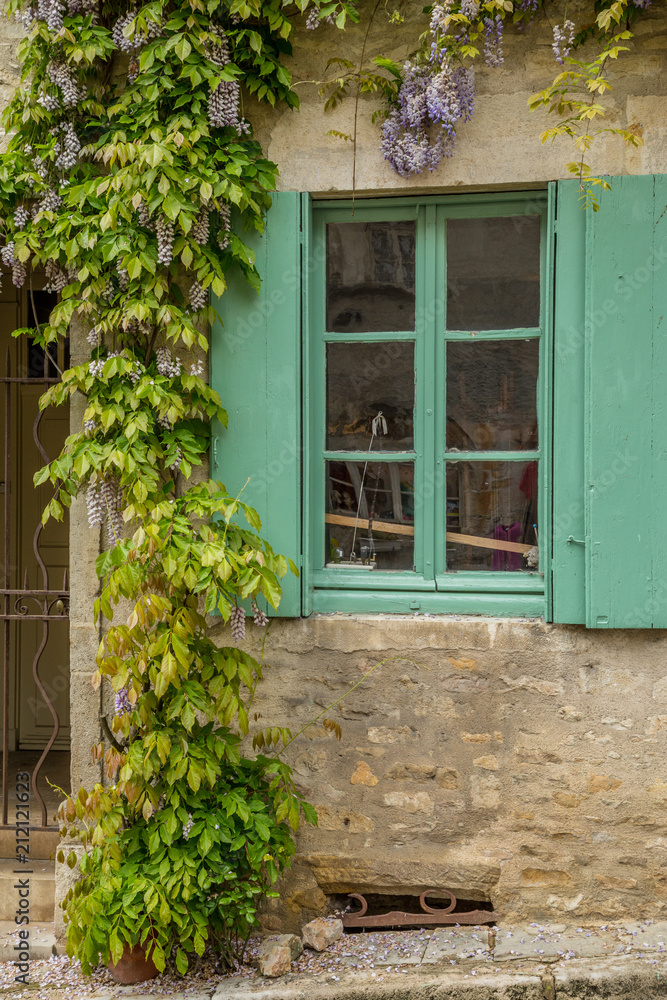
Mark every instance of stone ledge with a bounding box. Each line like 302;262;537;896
214;967;545;1000
299;849;502;898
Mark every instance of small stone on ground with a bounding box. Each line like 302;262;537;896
256;934;303;977
301;917;343;953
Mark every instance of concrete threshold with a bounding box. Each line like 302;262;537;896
213;957;667;1000
75;957;667;1000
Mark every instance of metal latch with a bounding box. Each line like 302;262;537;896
566;535;585;545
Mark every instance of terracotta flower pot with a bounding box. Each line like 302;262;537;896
108;944;158;984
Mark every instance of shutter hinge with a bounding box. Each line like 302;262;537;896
212;437;218;470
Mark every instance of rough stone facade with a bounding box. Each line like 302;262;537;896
210;617;667;932
2;0;667;939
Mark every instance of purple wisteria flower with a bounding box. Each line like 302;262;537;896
115;687;131;715
552;19;575;63
381;61;474;177
483;16;504;67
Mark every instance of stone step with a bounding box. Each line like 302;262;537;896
0;920;62;961
0;826;60;860
0;858;55;923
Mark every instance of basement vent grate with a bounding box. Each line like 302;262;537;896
338;890;498;931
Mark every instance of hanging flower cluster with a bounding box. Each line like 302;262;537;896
552;18;575;63
85;479;125;545
380;0;478;176
381;57;474;176
482;15;504;66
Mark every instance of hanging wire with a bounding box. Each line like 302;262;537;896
350;411;387;561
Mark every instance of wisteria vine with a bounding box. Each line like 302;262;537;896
1;0;361;975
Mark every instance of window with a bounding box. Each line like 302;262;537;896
212;178;667;627
308;195;549;614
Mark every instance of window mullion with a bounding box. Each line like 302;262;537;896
433;204;446;578
419;203;437;583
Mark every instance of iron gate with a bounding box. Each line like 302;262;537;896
0;345;69;829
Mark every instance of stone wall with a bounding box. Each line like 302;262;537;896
209;616;667;931
252;0;667;192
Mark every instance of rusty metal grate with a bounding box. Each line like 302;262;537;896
342;890;499;929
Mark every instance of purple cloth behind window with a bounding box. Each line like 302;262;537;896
492;521;522;571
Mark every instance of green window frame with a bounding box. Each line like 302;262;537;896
304;190;555;617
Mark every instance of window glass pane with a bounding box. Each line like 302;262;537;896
446;339;539;451
326;221;416;332
446;216;541;330
446;460;538;571
325;460;414;570
326;342;414;451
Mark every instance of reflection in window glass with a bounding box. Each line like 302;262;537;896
447;216;541;330
325;461;414;570
446;461;538;571
446;339;539;451
326;342;414;451
326;221;416;332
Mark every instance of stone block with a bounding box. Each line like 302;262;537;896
302;917;343;951
493;925;617;962
384;762;436;782
68;671;103;792
422;926;492;963
313;804;374;833
500;674;564;696
617;920;667;950
256;934;302;977
383;790;434;814
587;774;622;793
350;761;378;786
596;874;638;890
367;726;411;744
435;767;461;789
473;755;499;770
553;791;582;808
520;869;572;887
337;929;429;967
470;774;501;810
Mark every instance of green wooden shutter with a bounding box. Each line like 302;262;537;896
210;191;302;616
553;175;667;627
